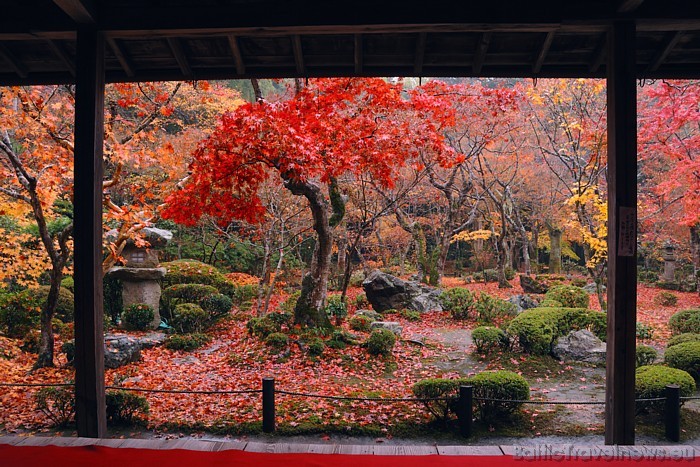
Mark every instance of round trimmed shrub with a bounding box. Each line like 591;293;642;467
105;390;149;424
544;285;589;308
635;365;695;412
0;290;42;337
307;337;325;356
246;316;280;338
199;293;233;320
472;326;508;353
636;344;657;368
349;315;373;332
164;333;211;351
664;341;700;380
467;370;530;421
171;303;208;333
412;378;469;422
33;286;75;323
162;283;219;303
122;303;154;330
669;309;700;335
667;333;700;348
366;329;396;356
654;291;678;307
539;299;562;308
440;287;475;320
34;386;75;427
161;259;234;294
60;276;75;293
474;293;517;325
265;332;289;352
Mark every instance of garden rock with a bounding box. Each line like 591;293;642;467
104;334;142;368
137;332;167;348
362;269;442;312
553;330;606;365
355;309;382;321
520;275;548;294
507;294;538;313
370;321;403;336
583;283;606;294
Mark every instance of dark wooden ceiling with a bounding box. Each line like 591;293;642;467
1;0;700;85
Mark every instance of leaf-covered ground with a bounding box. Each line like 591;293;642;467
1;282;698;436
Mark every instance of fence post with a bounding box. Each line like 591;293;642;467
262;377;275;433
665;384;680;442
458;385;473;438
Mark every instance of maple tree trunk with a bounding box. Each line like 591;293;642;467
548;226;563;274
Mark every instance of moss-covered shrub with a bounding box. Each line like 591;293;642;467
161;259;233;293
164;333;211;351
307;337;325;356
246;316;280;338
265;332;289;352
474;293;517;325
122;303;154;330
654;291;678;307
280;291;300;314
664;341;700;380
539;299;562;308
0;290;41;337
571;278;588;288
171;303;208;333
667;333;700;348
232;284;258;309
60;276;75;293
266;312;293;329
400;309;421;322
34;386;75;427
412;378;468;422
34;286;75;323
365;329;396;356
635;365;696;412
349;315;373;332
353;293;369;309
440;287;475;320
105;390;149;424
638;270;659;284
199;293;233;320
472;326;508;353
61;340;75;364
162;283;219;303
467;370;530;421
506;307;606;355
669;309;700;335
636;345;658;368
544;285;589;308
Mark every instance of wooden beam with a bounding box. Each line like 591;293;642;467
166;37;192;77
354;34;363;74
53;0;96;24
589;33;607;74
618;0;645;14
605;20;637;447
414;32;427;75
472;32;492;74
0;44;28;78
646;31;683;73
226;34;245;75
291;35;305;75
73;27;106;439
46;39;75;77
106;37;135;78
533;31;555;74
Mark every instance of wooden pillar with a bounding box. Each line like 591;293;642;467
73;27;107;438
605;20;637;446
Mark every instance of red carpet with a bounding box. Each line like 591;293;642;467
0;444;694;467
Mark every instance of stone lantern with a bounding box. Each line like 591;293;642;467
107;227;173;329
662;240;677;282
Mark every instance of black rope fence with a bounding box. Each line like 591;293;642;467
0;379;695;441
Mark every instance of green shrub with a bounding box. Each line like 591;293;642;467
657;281;681;291
164;333;211;351
545;285;589;308
324;295;348;322
349;270;365;287
412;378;468;422
365;329;396;356
307;337;325;356
265;332;289;352
60;340;75;364
538;299;562;307
400;309;421;322
161;259;233;293
474;293;517;325
467;370;530;421
504;267;516;281
472;326;508;353
654;291;678;307
636;322;655;340
103;274;123;324
636;345;658;368
60;276;75;293
571;278;587;288
280;291;300;314
349;315;373;332
0;290;42;337
353;293;369;308
171;303;208;333
34;386;75;427
667;333;700;348
440;287;475;320
105;390;149;424
33;286;75;323
669;309;700;335
638;270;659;284
635;365;695;412
122;303;154;330
199;293;233;320
246;316;280;338
326;338;347;350
473;269;499;283
162;283;219;303
266;312;293;329
664;341;700;380
232;284;258;309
